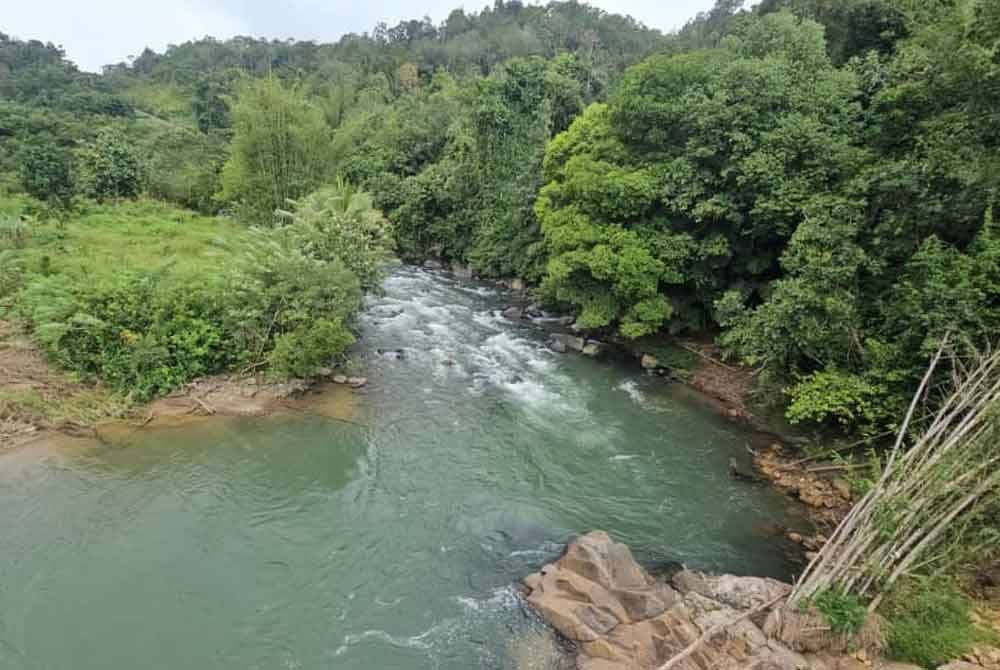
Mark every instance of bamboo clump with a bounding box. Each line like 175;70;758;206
789;341;1000;612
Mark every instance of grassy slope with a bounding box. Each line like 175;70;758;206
0;194;250;432
6;197;244;279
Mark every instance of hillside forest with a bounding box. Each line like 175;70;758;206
3;2;1000;666
1;0;998;440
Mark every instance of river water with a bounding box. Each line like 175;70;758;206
0;266;804;670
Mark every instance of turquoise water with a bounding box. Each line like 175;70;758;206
0;266;803;669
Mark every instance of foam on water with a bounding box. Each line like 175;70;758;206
617;379;645;404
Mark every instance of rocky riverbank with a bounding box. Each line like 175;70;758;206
521;531;993;670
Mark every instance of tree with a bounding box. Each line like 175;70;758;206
18;139;75;207
536;12;862;337
78;127;144;200
218;77;331;224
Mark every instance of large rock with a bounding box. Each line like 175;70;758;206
550;333;586;353
451;262;474;279
581;341;607;358
522;531;818;670
503;306;525;320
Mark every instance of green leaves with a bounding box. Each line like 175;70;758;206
219;77;331;225
78;127;144;201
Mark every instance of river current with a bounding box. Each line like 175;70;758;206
0;265;803;669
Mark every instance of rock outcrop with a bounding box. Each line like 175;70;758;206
522;531;909;670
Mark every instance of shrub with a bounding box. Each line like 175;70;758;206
224;227;363;378
785;369;889;433
811;588;868;635
18;140;75;207
885;579;986;668
267;318;354;380
78;127;145;200
17;272;236;400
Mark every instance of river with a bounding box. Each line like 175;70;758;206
0;265;804;669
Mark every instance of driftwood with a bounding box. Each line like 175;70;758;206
656;593;786;670
678;343;740;372
191;395;216;415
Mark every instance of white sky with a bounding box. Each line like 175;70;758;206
2;0;717;72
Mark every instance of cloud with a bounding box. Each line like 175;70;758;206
3;0;714;72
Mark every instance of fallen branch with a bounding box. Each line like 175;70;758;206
678;342;741;372
656;593;786;670
192;395;216;415
804;464;869;473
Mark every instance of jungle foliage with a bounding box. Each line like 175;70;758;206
2;0;1000;433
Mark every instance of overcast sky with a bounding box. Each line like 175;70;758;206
3;1;717;73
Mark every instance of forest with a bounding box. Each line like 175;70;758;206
1;0;999;666
3;0;997;437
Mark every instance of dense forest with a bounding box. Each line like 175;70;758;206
1;0;999;437
2;2;999;665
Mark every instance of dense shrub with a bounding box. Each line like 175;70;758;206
17;272;234;400
18;140;75;207
78;127;145;200
885;579;987;668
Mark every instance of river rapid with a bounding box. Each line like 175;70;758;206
0;265;804;670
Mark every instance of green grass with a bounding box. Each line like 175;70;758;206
8;197;245;280
0;387;123;426
885;578;995;668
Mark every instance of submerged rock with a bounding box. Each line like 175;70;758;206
423;259;445;270
548;337;568;354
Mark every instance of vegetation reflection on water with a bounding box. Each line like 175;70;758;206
0;267;804;670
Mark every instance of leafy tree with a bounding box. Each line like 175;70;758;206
18;139;75;207
536;12;862;336
78;127;145;200
218;77;331;224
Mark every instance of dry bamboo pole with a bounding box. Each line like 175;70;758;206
790;342;1000;606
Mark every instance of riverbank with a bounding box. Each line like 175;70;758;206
522;531;1000;670
0;318;366;451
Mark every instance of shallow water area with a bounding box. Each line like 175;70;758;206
0;265;805;670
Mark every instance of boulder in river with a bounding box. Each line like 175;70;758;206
550;333;585;353
522;530;858;670
581;340;606;358
347;376;368;388
548;336;568;354
641;354;659;370
451;262;474;279
503;305;525;320
423;259;445;270
511;278;526;292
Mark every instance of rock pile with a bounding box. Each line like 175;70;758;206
521;531;960;670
